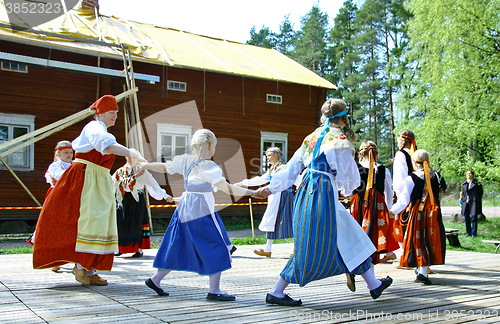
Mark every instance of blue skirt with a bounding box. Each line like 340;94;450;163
153;210;232;276
267;188;294;240
280;170;371;286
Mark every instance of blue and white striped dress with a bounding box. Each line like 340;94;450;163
268;127;375;286
153;154;232;276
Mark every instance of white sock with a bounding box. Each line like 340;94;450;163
209;272;222;294
76;264;85;271
151;269;170;287
86;268;95;277
361;263;381;291
264;239;274;253
418;266;429;277
269;276;289;298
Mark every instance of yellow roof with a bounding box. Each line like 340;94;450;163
0;3;336;89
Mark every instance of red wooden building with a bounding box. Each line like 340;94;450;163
0;1;335;224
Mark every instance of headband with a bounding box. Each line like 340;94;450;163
399;133;414;142
360;146;377;152
57;146;72;151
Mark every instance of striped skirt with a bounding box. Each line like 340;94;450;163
280;171;371;286
267;188;294;240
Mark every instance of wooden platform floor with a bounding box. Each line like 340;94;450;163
1;244;499;323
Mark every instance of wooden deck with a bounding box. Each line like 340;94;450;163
1;244;499;323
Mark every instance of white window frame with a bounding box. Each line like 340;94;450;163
156;124;192;162
260;131;288;174
1;61;28;73
0;113;35;171
266;94;282;104
167;80;187;92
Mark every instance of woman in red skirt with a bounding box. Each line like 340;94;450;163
33;95;144;286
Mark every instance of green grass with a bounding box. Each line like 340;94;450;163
443;217;500;253
0;246;33;255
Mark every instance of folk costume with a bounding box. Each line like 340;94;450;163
267;125;375;287
153;154;233;275
239;159;293;241
33;96;119;272
113;164;170;255
350;153;398;264
44;157;72;198
390;165;446;274
27;153;73;247
392;146;414;243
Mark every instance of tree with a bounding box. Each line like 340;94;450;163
399;0;500;180
274;15;297;57
329;0;363;130
293;5;330;76
247;26;276;48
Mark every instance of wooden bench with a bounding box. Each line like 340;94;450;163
445;228;461;247
482;240;500;254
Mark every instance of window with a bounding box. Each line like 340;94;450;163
260;131;288;174
157;124;192;162
0;113;35;170
167;80;187;92
1;61;28;73
266;94;282;104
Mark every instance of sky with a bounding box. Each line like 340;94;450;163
98;0;346;43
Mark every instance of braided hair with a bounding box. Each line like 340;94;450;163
191;129;217;161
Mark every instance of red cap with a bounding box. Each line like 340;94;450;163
90;95;119;114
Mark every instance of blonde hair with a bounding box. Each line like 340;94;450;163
55;140;72;150
266;147;282;156
412;149;429;168
320;98;347;125
191;129;217;159
358;140;378;161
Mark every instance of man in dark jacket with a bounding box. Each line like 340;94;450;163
460;170;483;237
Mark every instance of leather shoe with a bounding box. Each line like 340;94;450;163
145;278;169;296
415;274;432;285
370;276;393;299
131;252;143;258
72;266;90;284
346;273;356;292
230;246;237;255
265;293;302;306
206;293;236;301
51;266;61;272
379;254;397;263
88;274;108;286
254;249;271;257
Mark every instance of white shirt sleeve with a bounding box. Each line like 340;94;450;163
390;175;414;214
327;148;360;196
72;121;117;154
384;167;394;210
393;150;409;196
268;148;305;194
197;161;226;185
141;170;171;200
239;173;271;187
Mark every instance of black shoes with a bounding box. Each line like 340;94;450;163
370;276;393;299
206;293;236;301
230;246;237;255
145;278;169;296
265;293;302;306
346;273;356;292
131;252;143;258
415;274;432;285
114;252;122;256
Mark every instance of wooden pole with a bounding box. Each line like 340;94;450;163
249;198;255;238
0;155;41;207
